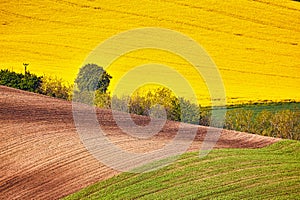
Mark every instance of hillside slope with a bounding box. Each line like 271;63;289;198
0;86;280;199
64;140;300;200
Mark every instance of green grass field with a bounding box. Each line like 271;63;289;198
63;140;300;199
225;102;300;115
206;101;300;118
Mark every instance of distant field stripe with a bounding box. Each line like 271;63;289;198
219;67;300;80
0;39;89;52
251;0;300;12
0;45;68;60
165;0;300;32
0;7;116;32
53;0;222;33
0;9;73;26
53;0;297;45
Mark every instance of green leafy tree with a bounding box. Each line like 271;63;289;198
73;64;112;105
75;64;112;93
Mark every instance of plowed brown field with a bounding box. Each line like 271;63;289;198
0;86;280;199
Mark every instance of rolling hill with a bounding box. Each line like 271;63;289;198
0;86;280;199
64;140;300;200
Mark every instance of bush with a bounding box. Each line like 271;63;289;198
199;107;212;126
128;87;180;121
254;110;273;136
224;108;300;140
224;109;255;133
270;110;300;140
0;69;73;100
178;97;200;124
107;86;201;124
94;91;111;109
39;75;73;100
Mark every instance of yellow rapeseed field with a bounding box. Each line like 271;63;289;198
1;0;299;105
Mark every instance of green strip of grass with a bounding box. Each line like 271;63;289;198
63;140;300;200
210;102;300;115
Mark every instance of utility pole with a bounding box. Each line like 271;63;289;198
23;63;29;74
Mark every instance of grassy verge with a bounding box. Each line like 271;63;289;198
224;101;300;115
63;140;300;200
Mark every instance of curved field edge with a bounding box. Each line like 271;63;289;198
0;86;279;199
63;140;300;200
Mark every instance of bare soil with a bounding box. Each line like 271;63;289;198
0;86;280;199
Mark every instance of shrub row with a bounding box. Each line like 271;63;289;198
1;68;299;140
92;87;202;125
224;109;300;140
0;69;42;93
92;87;299;140
0;69;73;100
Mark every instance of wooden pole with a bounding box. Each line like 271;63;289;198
23;63;29;74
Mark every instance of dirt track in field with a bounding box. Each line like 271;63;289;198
0;86;280;199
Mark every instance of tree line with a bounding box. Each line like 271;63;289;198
74;64;299;140
0;69;73;100
1;64;299;140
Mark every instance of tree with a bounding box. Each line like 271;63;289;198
75;64;112;93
